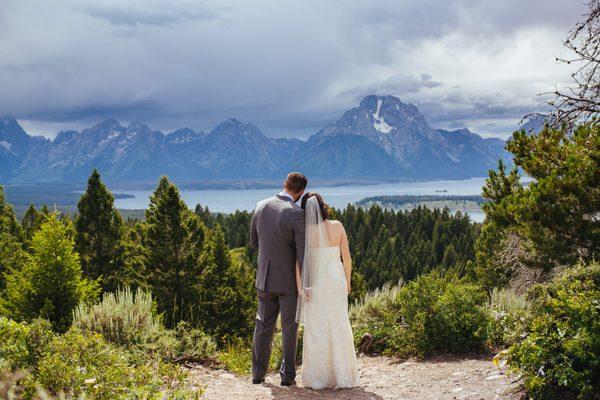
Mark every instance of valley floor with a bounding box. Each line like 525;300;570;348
189;355;523;400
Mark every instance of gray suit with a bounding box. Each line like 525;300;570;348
250;194;305;383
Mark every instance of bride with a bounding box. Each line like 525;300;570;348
295;192;360;389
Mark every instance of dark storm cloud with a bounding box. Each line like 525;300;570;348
0;0;588;139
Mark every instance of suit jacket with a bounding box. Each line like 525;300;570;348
250;195;305;294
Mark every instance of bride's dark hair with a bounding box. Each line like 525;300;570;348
301;192;329;220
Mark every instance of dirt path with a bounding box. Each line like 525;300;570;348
188;355;523;400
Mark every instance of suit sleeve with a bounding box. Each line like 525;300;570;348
250;208;259;249
293;209;306;271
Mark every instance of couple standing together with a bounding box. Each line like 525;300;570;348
250;172;360;389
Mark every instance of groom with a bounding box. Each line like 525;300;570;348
250;172;307;386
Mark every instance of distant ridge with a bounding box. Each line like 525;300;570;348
0;96;511;183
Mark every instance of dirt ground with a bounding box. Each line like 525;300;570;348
188;354;524;400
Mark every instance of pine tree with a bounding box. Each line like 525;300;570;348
145;177;206;327
1;215;99;331
0;186;27;291
120;221;150;290
21;203;45;246
476;122;599;284
75;170;125;292
0;230;27;291
0;185;23;240
197;225;254;342
442;244;458;268
194;204;214;228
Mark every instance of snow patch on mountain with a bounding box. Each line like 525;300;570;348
0;140;11;151
445;151;460;163
373;98;393;133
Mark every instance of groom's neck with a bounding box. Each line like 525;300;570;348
281;190;299;202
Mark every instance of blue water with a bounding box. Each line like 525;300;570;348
114;177;489;222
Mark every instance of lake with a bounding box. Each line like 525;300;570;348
114;177;489;222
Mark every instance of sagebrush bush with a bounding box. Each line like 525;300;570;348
73;287;217;363
73;287;167;350
486;287;530;348
350;273;491;358
508;261;600;399
349;282;403;354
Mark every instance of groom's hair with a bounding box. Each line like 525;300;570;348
284;172;308;194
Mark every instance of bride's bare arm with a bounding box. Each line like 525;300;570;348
295;260;302;293
340;224;352;294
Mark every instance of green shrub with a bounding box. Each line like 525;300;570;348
35;329;156;398
394;273;490;356
216;339;252;375
508;261;600;399
0;317;201;399
174;321;217;362
350;273;491;358
0;317;54;372
487;287;530;349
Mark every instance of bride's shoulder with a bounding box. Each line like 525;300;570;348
326;219;345;229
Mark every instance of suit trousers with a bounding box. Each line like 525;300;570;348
252;289;299;383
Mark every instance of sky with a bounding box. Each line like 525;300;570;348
0;0;587;140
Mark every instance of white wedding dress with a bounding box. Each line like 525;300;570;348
296;197;360;389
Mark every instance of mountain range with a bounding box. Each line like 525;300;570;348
0;95;512;184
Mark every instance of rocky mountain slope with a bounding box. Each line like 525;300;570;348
0;96;512;183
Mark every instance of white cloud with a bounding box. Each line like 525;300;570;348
0;0;587;139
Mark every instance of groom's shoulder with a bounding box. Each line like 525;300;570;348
256;196;276;207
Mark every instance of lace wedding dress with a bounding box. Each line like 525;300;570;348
296;197;360;389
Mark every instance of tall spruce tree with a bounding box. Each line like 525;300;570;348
145;177;206;327
75;170;125;292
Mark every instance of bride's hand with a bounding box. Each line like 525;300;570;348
347;282;351;295
303;287;312;301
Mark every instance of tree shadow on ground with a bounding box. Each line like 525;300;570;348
265;383;385;400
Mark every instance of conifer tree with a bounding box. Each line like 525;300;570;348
0;228;27;291
75;170;125;292
21;203;45;246
0;186;27;291
197;225;254;342
1;215;99;331
442;244;458;268
120;221;150;290
0;185;23;241
145;177;205;327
